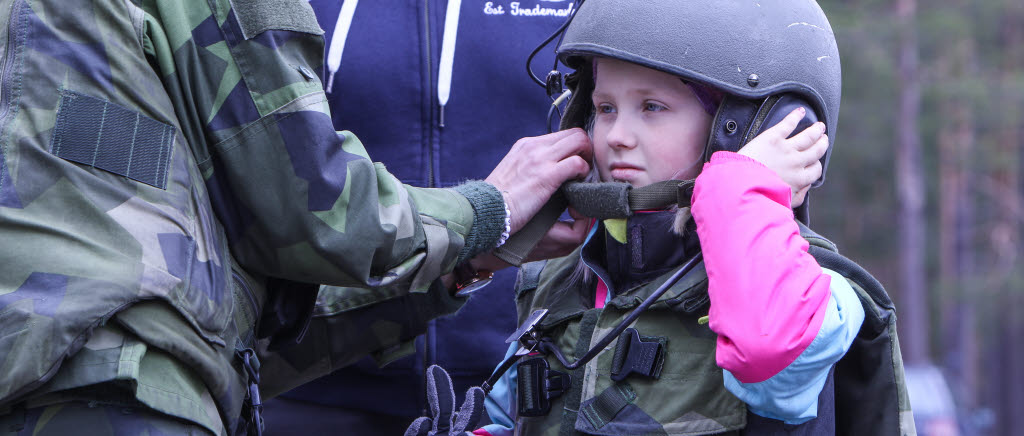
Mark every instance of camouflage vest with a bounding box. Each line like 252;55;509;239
511;223;915;436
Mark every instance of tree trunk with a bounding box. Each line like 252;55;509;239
937;4;980;418
896;0;928;366
995;2;1024;432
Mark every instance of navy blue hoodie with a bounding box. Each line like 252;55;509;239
282;0;573;418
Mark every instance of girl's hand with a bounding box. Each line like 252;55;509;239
738;107;828;207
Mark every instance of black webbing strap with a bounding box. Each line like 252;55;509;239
557;309;602;436
493;190;567;265
579;382;638;430
629;179;695;212
494;180;694;266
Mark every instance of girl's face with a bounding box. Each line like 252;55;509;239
591;58;712;187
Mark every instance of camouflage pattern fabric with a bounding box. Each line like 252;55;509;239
0;0;502;433
0;401;211;436
510;224;914;436
257;280;468;400
513;251;747;436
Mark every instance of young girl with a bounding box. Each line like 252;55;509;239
470;1;913;435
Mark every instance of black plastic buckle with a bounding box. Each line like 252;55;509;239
610;328;667;382
237;348;264;436
545;70;564;99
517;357;571;417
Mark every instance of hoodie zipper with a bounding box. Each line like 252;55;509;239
419;0;435;417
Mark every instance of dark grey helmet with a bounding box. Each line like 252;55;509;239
557;0;841;190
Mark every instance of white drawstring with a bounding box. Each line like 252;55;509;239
325;0;359;93
437;0;462;127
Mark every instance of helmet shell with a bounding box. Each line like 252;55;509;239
558;0;841;151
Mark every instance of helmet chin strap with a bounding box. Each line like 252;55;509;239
492;179;695;266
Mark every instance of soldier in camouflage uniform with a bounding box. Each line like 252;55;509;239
0;0;592;434
463;1;916;435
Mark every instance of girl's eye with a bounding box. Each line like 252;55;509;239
644;102;667;112
596;104;616;114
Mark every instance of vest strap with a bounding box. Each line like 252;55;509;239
579;382;638;430
610;328;667;381
558;309;602;436
495;180;695;266
516;357;571;417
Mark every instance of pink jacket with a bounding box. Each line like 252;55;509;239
691;151;832;384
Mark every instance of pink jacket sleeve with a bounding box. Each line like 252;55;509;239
691;151;831;383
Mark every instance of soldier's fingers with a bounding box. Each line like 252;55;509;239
425;365;457;430
552;154;591;183
515;128;586;154
550;128;593;162
403;417;433;436
452;387;487;432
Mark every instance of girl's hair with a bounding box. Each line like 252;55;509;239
558;122;600;297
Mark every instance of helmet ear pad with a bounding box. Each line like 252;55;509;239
704;93;826;187
703;93;824;224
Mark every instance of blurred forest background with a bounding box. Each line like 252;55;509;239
811;0;1023;434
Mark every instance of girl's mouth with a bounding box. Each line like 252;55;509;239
609;163;643;181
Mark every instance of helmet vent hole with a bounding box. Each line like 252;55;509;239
725;120;738;134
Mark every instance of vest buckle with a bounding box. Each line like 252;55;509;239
517;356;571;417
610;328;667;381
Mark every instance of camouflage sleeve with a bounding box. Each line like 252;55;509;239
143;0;504;289
256;283;464;399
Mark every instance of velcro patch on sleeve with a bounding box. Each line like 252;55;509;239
229;0;324;40
51;91;175;189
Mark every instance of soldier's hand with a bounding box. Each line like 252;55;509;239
738;107;827;207
486;128;591;234
521;207;590;262
404;365;486;436
466;207;590;273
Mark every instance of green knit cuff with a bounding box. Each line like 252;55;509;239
452;181;506;262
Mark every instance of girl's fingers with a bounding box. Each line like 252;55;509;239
767;107;806;139
808;133;829;158
801;159;823;187
791;122;826;151
794;134;828;168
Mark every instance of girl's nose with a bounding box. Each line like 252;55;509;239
605;117;638;150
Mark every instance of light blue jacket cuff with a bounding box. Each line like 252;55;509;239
723;268;865;424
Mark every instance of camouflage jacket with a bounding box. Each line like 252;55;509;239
0;0;504;432
497;222;914;435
